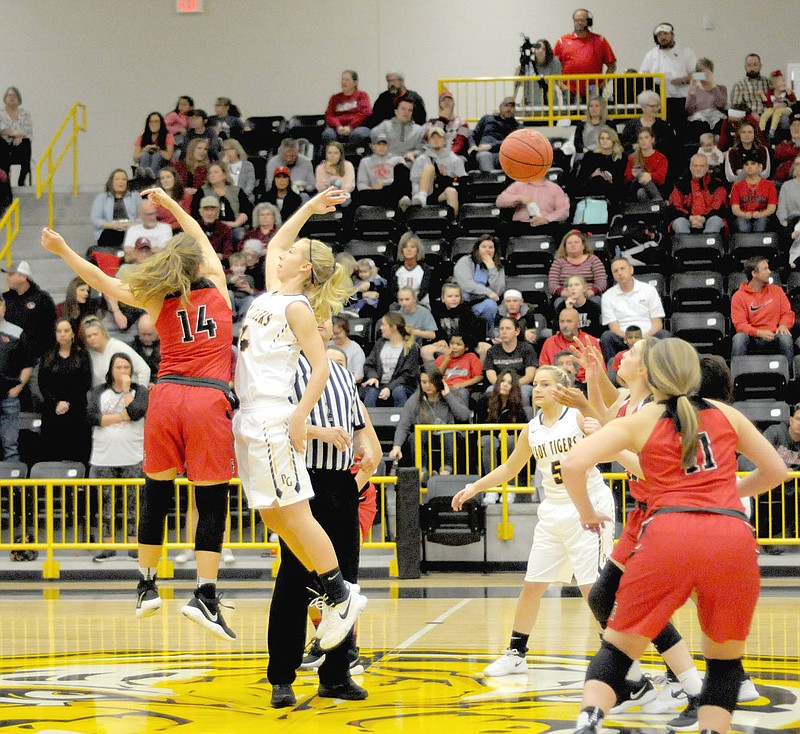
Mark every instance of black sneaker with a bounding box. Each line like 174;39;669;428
318;679;368;700
181;587;236;641
271;683;296;708
93;550;117;562
135;577;162;618
610;676;658;713
299;639;326;671
667;695;700;731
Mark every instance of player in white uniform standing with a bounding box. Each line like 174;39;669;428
453;365;614;676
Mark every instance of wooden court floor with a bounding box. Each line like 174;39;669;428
0;575;798;734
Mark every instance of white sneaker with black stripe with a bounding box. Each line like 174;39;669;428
318;582;367;651
182;587;236;640
641;680;688;713
482;648;527;677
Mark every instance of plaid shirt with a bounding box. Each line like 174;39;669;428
730;76;770;115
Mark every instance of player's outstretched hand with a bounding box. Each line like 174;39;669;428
452;483;479;511
41;227;68;255
552;384;589;411
140;187;174;211
307;187;348;215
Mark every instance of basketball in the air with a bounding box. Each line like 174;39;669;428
499;128;554;182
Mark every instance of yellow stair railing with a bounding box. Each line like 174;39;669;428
36;102;87;229
0;197;20;268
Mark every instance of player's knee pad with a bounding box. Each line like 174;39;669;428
652;622;683;654
587;562;623;627
585;639;634;704
137;479;175;546
194;483;230;553
698;658;744;713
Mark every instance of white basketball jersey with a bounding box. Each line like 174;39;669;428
527;406;607;501
234;291;312;407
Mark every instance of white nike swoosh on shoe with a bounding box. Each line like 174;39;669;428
199;598;219;623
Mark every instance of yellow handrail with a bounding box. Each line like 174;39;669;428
35;102;87;229
0;197;20;268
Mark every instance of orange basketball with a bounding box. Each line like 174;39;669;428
499;128;554;182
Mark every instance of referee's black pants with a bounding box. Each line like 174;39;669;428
267;468;361;686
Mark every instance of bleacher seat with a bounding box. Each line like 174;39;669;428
287;114;326;147
728;232;779;269
406;205;452;239
585;233;611;264
669;271;724;313
450;237;478;262
727;271;781;298
242;116;286;156
731;355;789;401
463;170;510;204
352;206;398;240
671;233;725;271
506;236;556;275
340;317;373;348
368;407;405;454
733;400;790;431
638;271;667;301
417;238;447;267
669;311;727;355
504;275;551;318
456;203;504;237
300;210;345;244
0;461;27;480
344;239;392;268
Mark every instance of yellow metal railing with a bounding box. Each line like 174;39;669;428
438;73;666;124
36;102;87;229
1;475;398;580
0;197;20;268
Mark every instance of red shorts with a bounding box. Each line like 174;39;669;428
143;382;236;482
608;513;760;643
611;507;646;565
358;482;378;541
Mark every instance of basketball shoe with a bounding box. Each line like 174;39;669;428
641;680;688;714
318;582;368;651
483;648;527;676
182;585;236;640
666;695;699;731
135;577;162;618
609;677;658;713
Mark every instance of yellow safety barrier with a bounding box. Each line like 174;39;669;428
0;197;20;268
414;424;800;549
0;475;398;579
438;73;666;124
36;102;87;229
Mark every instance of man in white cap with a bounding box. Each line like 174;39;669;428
2;260;56;358
122;200;173;261
639;23;696;131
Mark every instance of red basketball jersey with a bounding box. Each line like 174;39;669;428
638;401;741;513
155;278;232;382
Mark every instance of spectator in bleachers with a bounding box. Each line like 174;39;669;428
363;71;426;129
180;108;221;161
554;274;603;337
37;318;92;466
453;235;506;339
265;138;315;195
244;202;281;248
423;90;470;156
208;96;245;141
122;200;174;259
164;95;194;137
173;137;210;196
476;370;531;496
410;127;466;213
538;307;599;384
623;127;668;201
241;238;266;292
696;132;724;170
133;112;175;179
81;316;150;388
396;287;437;344
191;161;252;243
87;352;148;563
422;282;481;363
731;53;771;117
573;96;608;158
496;169;570;237
639;23;696;133
773;114;800;182
760;71;796;141
468;97;521;172
321;70;372;150
221;139;256;204
620;91;677;161
484;316;537;404
131;313;160;388
2;260;56;358
361;311;419;407
553;8;616;101
730;256;794;364
730;154;778;232
91;169;141;246
434;333;483;404
600;256;668;361
685;58;728;142
372;99;424;163
778;155;800;262
724;121;771;182
389;232;433;305
350;258;387;318
554;349;582;389
330;316;365;384
0;86;32;186
668;153;727;234
226;251;256;321
155;167;192;232
388;366;471;476
56;277;105;335
196;196;234;262
315;141;355;204
718;106;766;152
496;289;538;345
574;125;627;204
517;38;562;113
548;229;607;299
609;325;642;385
355;132;411;209
0;293;35;461
260;165;302;221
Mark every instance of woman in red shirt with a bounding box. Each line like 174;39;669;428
624;127;668;202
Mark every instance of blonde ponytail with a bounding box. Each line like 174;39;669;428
302;239;356;322
675;395;700;469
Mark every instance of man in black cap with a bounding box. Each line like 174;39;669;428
2;260;56;358
468;97;522;172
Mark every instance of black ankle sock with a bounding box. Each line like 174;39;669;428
319;568;348;604
509;631;529;654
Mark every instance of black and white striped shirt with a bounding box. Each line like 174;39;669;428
291;355;366;470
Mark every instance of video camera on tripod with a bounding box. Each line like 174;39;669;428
519;33;536;71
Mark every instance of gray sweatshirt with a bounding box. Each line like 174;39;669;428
357;153;407;190
372;118;424;157
392;389;472;447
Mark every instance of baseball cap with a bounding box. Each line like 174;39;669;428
503;289;523;300
199;196;220;208
273;166;291;176
500;96;517;106
372;131;389;143
427;126;445;139
653;23;674;34
1;260;32;277
728;108;746;120
439;89;454;104
742;151;762;165
791;113;800;124
134;237;152;250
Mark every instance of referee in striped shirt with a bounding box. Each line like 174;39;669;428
268;320;381;707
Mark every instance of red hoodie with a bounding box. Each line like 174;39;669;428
730;281;795;336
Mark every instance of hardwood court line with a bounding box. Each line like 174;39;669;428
394;598;472;650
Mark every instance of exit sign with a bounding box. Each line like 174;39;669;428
176;0;204;12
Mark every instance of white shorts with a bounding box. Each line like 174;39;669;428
233;404;314;509
524;487;614;585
